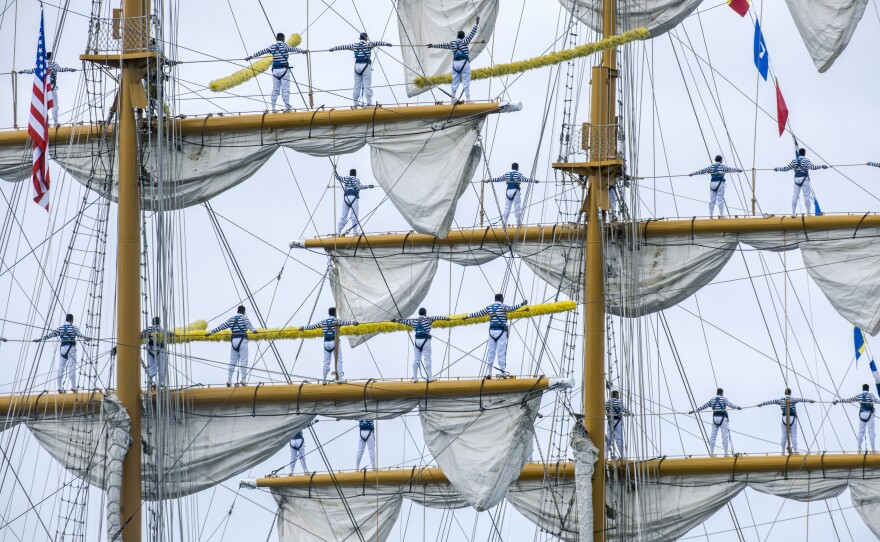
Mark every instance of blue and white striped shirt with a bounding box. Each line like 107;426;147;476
210;314;257;338
335;172;371;196
21;62;76;85
758;396;812;417
489;171;537;190
251;42;306;69
359;419;374;431
841;392;880;412
605;398;631;418
303;317;357;341
776;157;823;178
142;324;169;349
432;22;479;61
468;301;524;330
397;315;450;339
690;163;743;182
696;396;740;413
43;323;87;345
330;40;391;63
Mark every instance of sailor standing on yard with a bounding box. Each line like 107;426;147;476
335;168;375;236
300;307;359;382
205;306;259;387
464;294;527;378
33;313;89;393
142;316;172;387
689;389;742;456
484;163;539;226
246;33;306;112
758;388;815;454
428;17;480;103
688;155;743;219
355;419;377;470
773;148;828;217
18;52;77;125
605;390;631;458
394;308;450;382
833;384;880;452
329;33;392;107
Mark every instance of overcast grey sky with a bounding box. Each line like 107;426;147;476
2;0;880;540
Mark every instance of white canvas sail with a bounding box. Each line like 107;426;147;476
784;0;868;72
559;0;703;37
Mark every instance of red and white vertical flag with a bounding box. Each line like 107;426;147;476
27;9;51;211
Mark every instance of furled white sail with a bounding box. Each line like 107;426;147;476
0;115;502;237
507;477;579;541
784;0;868;72
419;392;542;511
572;425;598;542
273;486;403;542
103;397;132;542
396;0;498;97
518;239;584;302
559;0;703;37
746;470;849;502
848;478;880;537
369;120;484;236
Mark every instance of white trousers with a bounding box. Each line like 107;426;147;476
486;329;508;376
337;194;360;235
503;188;523;225
353;63;373;106
271;68;291;110
780;418;798;453
227;337;249;385
709;181;726;218
413;337;432;380
289;439;308;473
606;418;624;457
57;344;77;390
709;415;730;455
858;412;876;452
609;187;619;219
356;429;376;469
50;88;59;125
792;177;813;215
451;60;471;101
146;347;166;384
323;340;344;381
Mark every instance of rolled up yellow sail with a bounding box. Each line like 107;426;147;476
171;300;576;344
209;34;303;92
414;28;650;90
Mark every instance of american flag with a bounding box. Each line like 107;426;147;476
27;10;51;211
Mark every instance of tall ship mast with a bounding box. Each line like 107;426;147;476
1;0;880;540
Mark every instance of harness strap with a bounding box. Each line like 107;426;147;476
232;337;245;352
61;344;74;360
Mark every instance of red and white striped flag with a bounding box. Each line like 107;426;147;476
27;10;51;211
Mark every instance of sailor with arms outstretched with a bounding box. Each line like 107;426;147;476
247;33;306;112
484;162;539;226
773;148;828;217
335;169;376;236
355;419;377;470
689;155;743;218
833;384;880;452
428;17;480;103
206;305;259;387
19;52;77;125
464;294;527;378
300;307;359;382
690;388;742;456
605;390;631;457
329;33;392;107
34;313;89;393
758;388;815;454
395;308;450;382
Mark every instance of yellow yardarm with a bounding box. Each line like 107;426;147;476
209;34;303;92
170;300;576;343
414;28;649;89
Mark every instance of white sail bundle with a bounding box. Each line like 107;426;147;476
0;115;503;236
396;0;499;97
558;0;703;37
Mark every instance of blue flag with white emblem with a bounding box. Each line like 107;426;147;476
754;20;769;80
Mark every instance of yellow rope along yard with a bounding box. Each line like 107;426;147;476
170;300;576;344
209;34;303;92
414;28;649;89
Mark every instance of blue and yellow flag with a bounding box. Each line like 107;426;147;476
855;326;867;362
